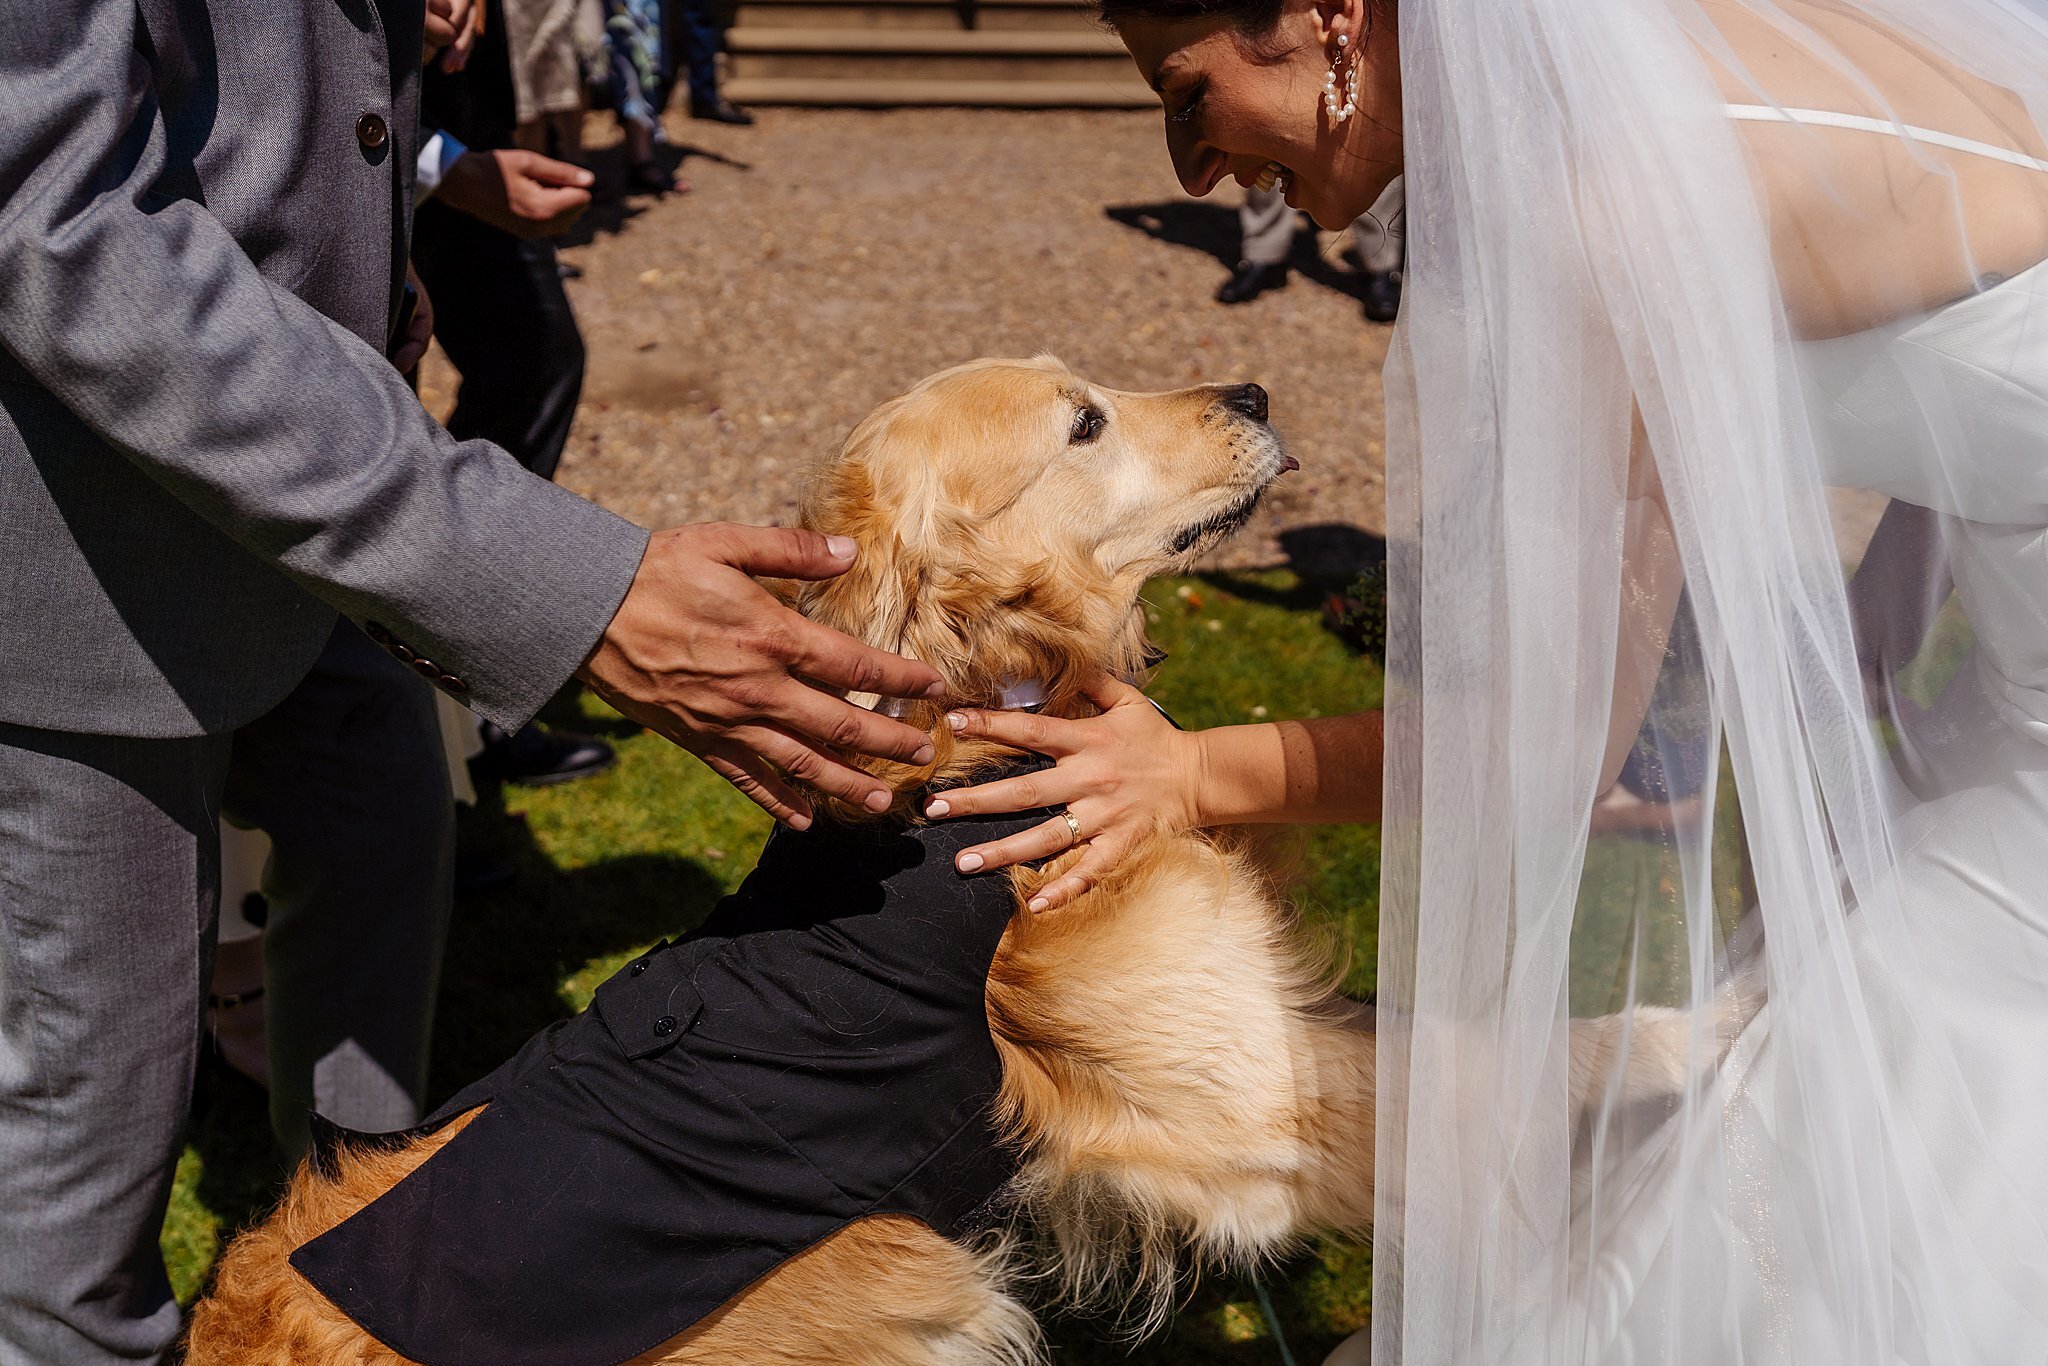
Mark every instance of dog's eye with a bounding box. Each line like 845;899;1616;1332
1070;406;1106;444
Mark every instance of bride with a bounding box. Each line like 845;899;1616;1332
923;0;2048;1360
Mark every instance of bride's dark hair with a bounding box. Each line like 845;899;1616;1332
1092;0;1286;33
1094;0;1385;39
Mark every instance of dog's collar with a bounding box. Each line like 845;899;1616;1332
872;678;1049;720
996;678;1048;712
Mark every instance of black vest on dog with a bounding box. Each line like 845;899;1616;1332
291;771;1057;1366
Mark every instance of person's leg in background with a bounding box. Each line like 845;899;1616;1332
603;0;681;195
411;201;617;785
0;724;231;1364
670;0;750;123
207;821;274;1088
1351;172;1404;323
1218;184;1296;304
413;202;585;482
222;623;456;1156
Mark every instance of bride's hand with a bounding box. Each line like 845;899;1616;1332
925;674;1206;913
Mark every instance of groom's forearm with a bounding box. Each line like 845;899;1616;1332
1193;710;1385;827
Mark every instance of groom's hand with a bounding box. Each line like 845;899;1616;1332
578;523;945;828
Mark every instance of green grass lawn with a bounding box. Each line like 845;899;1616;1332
166;569;1385;1363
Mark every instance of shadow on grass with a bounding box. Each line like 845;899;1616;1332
535;688;647;741
1105;201;1376;305
183;1065;292;1275
175;793;736;1309
429;784;730;1098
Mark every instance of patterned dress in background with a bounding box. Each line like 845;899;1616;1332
602;0;666;132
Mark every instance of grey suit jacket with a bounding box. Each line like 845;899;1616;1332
0;0;649;737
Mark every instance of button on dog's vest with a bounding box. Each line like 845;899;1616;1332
594;939;701;1059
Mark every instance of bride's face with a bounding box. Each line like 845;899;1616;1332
1117;0;1401;231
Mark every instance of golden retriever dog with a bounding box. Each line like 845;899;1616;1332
187;356;1741;1365
188;356;1372;1366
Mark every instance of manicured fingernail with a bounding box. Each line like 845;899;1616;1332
925;798;950;818
826;535;857;560
945;712;966;733
576;170;595;186
958;852;984;873
787;813;812;831
912;743;935;765
864;789;892;813
923;680;949;699
1028;896;1049;913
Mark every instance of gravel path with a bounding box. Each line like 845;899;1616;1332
421;108;1391;573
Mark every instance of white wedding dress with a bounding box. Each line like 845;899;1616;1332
1573;254;2048;1364
1371;3;2048;1362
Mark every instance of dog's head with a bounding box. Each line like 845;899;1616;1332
793;356;1294;812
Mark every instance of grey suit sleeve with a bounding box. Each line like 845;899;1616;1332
0;3;649;730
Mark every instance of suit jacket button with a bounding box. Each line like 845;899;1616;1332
356;113;388;149
363;621;392;645
437;674;469;696
410;657;439;679
652;1015;677;1037
391;643;416;665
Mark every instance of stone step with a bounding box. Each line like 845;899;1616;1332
740;4;1102;31
738;0;1103;26
721;74;1154;105
726;25;1138;83
727;25;1127;55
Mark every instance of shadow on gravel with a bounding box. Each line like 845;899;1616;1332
1278;522;1386;581
1105;201;1375;303
560;140;756;247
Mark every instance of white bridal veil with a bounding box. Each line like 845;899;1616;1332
1373;0;2048;1361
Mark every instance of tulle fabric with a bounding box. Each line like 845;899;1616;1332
1373;2;2048;1361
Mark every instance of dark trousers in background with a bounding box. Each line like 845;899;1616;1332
662;0;725;109
0;622;453;1364
411;200;586;481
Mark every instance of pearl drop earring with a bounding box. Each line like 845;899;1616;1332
1323;30;1360;124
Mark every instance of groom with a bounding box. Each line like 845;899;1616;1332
0;1;940;1361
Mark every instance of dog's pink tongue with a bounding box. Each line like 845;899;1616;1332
1280;455;1301;472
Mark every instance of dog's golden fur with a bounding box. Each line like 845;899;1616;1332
188;357;1374;1365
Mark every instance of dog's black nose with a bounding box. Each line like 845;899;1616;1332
1220;383;1269;422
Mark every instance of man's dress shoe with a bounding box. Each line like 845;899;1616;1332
1216;260;1288;305
691;97;755;126
470;722;617;788
1362;269;1402;323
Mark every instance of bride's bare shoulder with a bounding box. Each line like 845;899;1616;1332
1690;0;2048;335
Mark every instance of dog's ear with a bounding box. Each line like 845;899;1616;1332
796;429;929;667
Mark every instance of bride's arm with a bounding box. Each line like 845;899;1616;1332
926;678;1382;913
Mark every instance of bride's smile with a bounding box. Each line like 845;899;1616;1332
1111;0;1403;232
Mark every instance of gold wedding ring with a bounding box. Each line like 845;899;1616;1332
1061;809;1082;846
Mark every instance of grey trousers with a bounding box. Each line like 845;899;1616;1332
1354;173;1406;274
0;621;453;1363
1237;175;1407;271
1239;185;1297;266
